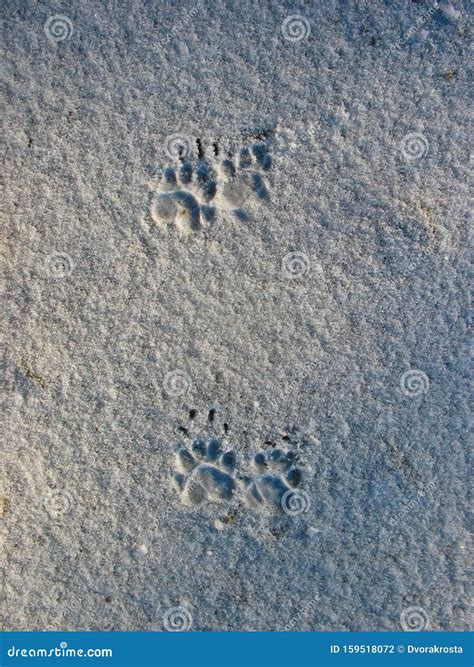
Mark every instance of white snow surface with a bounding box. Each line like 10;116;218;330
1;0;472;631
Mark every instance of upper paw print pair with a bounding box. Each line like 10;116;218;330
150;141;272;234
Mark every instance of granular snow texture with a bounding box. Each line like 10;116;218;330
1;0;472;632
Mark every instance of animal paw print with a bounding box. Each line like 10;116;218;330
245;449;303;512
150;139;272;233
150;161;217;234
217;143;271;221
172;438;237;506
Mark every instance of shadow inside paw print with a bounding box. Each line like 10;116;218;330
150;162;216;234
244;449;303;511
172;437;237;506
218;143;271;221
150;138;272;233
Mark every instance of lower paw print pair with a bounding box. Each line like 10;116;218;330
171;438;308;514
150;141;272;234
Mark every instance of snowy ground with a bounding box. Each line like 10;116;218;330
2;0;472;632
